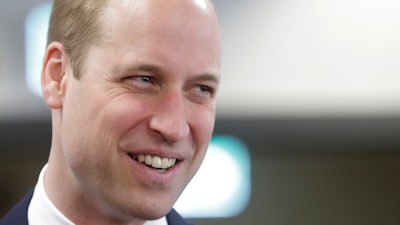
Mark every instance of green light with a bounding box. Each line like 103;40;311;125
175;135;251;218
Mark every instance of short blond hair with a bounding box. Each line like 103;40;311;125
47;0;107;78
47;0;217;78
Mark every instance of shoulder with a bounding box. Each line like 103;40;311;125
167;208;196;225
0;189;33;225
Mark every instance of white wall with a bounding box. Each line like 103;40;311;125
215;0;400;117
1;0;400;120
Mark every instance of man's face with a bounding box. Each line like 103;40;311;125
58;0;221;221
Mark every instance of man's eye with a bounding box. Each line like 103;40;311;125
124;75;157;92
197;85;213;94
135;76;153;83
187;84;215;102
127;75;156;85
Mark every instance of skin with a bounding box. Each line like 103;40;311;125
40;0;221;225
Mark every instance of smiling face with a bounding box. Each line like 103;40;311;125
43;0;221;224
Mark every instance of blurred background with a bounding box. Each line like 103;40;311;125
1;0;400;224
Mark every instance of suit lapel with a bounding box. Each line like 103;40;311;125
0;189;33;225
166;209;193;225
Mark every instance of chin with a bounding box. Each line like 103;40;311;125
128;199;175;220
135;206;171;221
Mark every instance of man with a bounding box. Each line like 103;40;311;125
1;0;221;224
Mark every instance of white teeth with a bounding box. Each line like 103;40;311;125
161;158;169;168
152;156;162;168
145;155;152;165
138;154;145;163
136;154;176;170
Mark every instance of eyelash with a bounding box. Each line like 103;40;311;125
125;75;216;100
196;85;214;94
135;75;154;83
129;75;158;86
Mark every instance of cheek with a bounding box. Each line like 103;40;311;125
183;109;215;189
61;91;138;163
190;106;216;160
60;96;147;188
194;105;216;139
104;98;150;136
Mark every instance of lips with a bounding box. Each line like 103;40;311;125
130;154;177;171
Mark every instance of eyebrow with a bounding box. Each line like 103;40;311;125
193;73;220;85
112;63;161;76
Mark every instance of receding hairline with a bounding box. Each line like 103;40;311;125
47;0;218;78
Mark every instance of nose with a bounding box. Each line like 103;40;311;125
149;90;190;144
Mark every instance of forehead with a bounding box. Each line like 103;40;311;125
99;0;220;46
95;0;221;70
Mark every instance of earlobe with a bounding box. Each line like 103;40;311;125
41;42;69;109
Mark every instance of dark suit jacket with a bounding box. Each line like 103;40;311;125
0;189;193;225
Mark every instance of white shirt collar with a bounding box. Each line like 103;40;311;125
28;164;168;225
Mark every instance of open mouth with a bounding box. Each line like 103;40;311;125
129;154;177;172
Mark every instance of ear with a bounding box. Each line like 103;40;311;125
41;42;69;109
